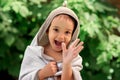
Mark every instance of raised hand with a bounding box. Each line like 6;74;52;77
62;39;84;64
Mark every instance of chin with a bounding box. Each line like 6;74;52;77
55;48;62;52
53;47;62;52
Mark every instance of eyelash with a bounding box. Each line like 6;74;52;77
65;31;71;34
53;28;58;32
53;28;71;34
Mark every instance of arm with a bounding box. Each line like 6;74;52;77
19;46;58;80
19;46;46;80
61;63;73;80
61;39;84;80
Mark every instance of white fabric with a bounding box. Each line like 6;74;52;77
19;46;83;80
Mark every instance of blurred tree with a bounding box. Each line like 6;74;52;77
68;0;120;80
0;0;120;80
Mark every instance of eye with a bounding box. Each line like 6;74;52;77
53;28;59;32
65;31;71;35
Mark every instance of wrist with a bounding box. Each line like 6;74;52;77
61;62;73;80
63;61;72;68
63;60;71;66
38;69;46;80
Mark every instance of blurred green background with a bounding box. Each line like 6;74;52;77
0;0;120;80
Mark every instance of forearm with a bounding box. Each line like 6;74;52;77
38;69;46;80
61;63;73;80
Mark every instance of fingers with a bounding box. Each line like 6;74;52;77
62;42;66;53
50;61;57;72
50;61;57;65
71;42;84;58
70;39;80;48
46;61;58;76
70;40;84;57
76;41;84;48
74;41;84;54
61;39;84;64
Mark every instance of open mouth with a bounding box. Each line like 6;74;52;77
54;40;62;47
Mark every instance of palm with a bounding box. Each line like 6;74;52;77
62;39;84;64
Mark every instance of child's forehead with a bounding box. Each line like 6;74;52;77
50;14;77;29
51;14;75;24
54;14;72;20
51;14;74;25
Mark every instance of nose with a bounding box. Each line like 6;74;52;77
57;33;65;42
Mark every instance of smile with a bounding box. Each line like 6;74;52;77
54;40;62;47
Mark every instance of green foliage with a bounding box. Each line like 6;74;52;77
0;0;120;80
68;0;120;80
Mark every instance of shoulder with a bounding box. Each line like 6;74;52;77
26;46;44;52
72;55;83;68
24;46;44;57
72;55;82;62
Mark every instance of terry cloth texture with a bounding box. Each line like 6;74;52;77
19;6;83;80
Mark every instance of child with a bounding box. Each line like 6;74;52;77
19;6;84;80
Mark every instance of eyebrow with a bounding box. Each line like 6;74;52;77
52;26;73;31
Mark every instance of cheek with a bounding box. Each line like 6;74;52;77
48;31;55;40
66;36;72;44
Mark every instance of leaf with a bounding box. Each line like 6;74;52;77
0;41;7;57
30;0;47;5
8;65;20;77
11;1;21;13
97;52;108;64
10;1;30;17
117;58;120;62
110;49;118;57
29;26;39;36
97;42;107;50
19;6;30;17
2;0;13;11
79;28;88;41
15;38;26;51
30;0;40;4
84;0;95;12
7;54;21;77
5;34;15;46
94;2;117;12
102;65;110;74
83;23;94;37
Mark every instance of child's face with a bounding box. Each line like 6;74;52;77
47;15;74;52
